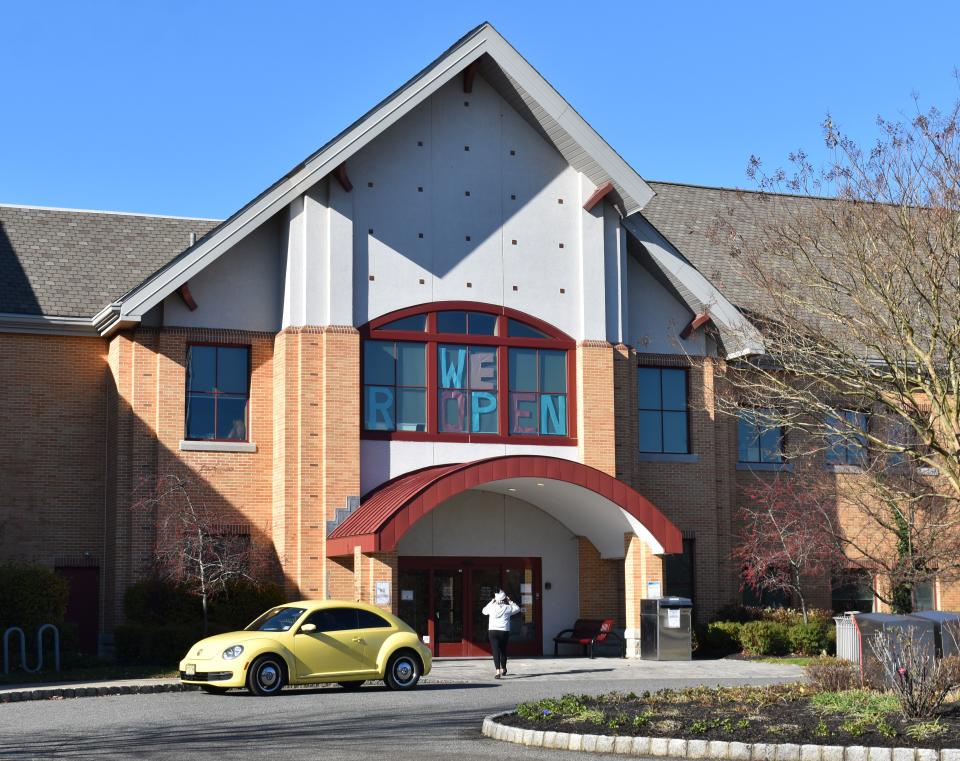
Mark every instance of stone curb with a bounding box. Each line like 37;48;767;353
481;712;953;760
0;683;197;703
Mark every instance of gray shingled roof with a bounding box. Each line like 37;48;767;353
0;205;220;318
642;180;830;314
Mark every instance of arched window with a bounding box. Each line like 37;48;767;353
361;302;576;444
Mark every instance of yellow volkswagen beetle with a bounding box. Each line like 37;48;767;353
178;600;432;696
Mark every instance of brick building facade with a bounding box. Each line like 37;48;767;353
0;24;921;657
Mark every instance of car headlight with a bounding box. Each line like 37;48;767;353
222;645;244;660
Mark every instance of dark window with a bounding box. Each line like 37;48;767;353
307;608;358;632
507;318;548;339
508;348;567;436
381;314;427;332
356;610;392;629
638;367;688;453
186;345;250;441
914;582;936;612
664;538;695;601
738;410;785;463
364;340;427;432
826;410;868;466
831;570;874;614
245;607;307;632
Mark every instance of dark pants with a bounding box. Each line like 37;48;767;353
489;630;510;670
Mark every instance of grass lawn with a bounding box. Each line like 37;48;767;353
755;656;819;666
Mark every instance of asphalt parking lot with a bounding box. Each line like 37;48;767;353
0;659;802;760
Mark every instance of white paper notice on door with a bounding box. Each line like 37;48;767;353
375;581;391;605
667;608;681;629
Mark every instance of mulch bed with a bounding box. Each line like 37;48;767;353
499;686;960;749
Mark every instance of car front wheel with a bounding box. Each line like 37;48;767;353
384;651;421;691
247;655;286;696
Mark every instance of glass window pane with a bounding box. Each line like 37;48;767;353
509;392;538;435
738;416;756;462
760;427;783;463
396;388;426;432
381;314;426;331
437;311;467;334
639;410;663;452
396;343;425;387
469;348;497;390
186;395;215;440
356;610;391;629
470;391;498;433
663;411;688;453
467;312;497;335
539;350;566;393
188;346;216;392
438;345;468;390
637;368;661;410
508;348;538;391
364;386;395;430
914;582;935;612
438;390;467;432
540;394;567;436
661;369;687;411
508;318;548;338
216;396;248;440
364;341;395;385
217;347;249;394
309;608;358;632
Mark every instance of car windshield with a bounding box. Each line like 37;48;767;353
245;607;307;632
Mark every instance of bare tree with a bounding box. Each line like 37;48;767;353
733;469;844;622
133;472;253;634
714;93;960;611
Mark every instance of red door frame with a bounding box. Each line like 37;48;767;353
399;556;543;657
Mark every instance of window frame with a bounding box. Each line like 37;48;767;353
360;302;577;445
825;408;869;468
636;365;690;454
184;343;252;443
737;408;786;464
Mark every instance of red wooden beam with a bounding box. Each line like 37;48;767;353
680;312;711;340
177;283;198;312
463;61;478;93
333;163;353;193
582;181;614;212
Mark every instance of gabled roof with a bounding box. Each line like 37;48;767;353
107;22;658;332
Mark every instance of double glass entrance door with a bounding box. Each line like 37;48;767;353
398;557;541;657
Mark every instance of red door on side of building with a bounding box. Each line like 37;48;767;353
55;567;100;655
397;557;542;657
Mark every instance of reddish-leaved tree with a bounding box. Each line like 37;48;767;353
733;474;845;623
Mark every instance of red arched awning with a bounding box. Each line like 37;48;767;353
327;455;682;557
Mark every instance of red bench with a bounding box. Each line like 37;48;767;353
553;618;625;658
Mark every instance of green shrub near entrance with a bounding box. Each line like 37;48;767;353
0;564;69;633
739;620;791;656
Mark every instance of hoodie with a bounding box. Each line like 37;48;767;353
482;593;521;632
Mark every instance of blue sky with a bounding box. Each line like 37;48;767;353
1;1;956;219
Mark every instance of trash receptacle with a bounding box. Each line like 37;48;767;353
909;611;960;658
853;613;936;684
640;597;692;660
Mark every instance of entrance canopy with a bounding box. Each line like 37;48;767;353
327;456;682;558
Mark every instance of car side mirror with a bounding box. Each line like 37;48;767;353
299;623;317;634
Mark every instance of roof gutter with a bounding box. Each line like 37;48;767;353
92;302;139;336
0;312;100;337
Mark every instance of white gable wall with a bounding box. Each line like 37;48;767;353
627;253;704;355
163;216;283;332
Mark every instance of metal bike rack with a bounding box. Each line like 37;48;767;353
2;624;60;674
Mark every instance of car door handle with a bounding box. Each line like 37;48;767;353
352;637;364;643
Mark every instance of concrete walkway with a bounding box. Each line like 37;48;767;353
428;656;803;683
0;657;802;702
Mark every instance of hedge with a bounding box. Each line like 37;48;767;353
696;621;744;655
739;620;791;656
117;578;286;665
0;564;69;632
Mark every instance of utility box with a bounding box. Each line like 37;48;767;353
853;613;936;684
909;611;960;658
640;597;693;661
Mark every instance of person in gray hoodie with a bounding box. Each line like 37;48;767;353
482;590;521;679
